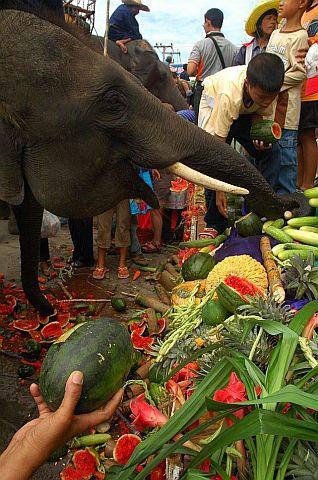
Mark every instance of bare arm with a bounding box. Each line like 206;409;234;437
187;61;198;77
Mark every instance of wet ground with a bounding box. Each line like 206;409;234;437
0;219;169;479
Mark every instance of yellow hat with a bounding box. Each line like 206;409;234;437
122;0;150;12
245;0;279;37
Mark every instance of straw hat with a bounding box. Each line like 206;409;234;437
245;0;279;36
122;0;150;12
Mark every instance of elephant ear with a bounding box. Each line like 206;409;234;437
0;103;25;205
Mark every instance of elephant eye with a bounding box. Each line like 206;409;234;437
104;89;126;108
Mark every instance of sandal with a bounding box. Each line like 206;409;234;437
92;266;109;280
142;241;161;253
199;228;219;239
118;266;129;279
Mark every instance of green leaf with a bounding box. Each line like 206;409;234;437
185;409;318;472
206;384;318;412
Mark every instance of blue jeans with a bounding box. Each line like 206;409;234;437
273;129;298;195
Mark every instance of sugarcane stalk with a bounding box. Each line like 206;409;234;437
145;308;159;335
165;263;179;278
155;284;171;305
135;294;170;314
159;270;176;292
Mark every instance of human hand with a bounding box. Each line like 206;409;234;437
252;139;272;150
216;191;228;218
152;169;161;180
0;371;123;480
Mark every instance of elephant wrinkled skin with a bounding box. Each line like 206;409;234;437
0;10;297;315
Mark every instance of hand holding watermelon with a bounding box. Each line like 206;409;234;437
0;371;123;480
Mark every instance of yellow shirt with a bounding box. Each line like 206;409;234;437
266;28;308;128
199;66;273;137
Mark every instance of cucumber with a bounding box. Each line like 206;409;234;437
278;250;318;261
284;228;318;246
304;186;318;199
179;234;227;249
271;218;285;229
300;226;318;233
287;216;318;227
309;198;318;208
262;220;274;233
265;226;293;243
284;243;318;251
272;243;287;257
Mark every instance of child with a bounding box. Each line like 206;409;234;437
198;53;285;234
298;0;318;189
266;0;311;194
93;200;131;280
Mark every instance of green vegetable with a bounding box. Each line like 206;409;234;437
300;226;318;233
149;383;168;406
284;243;318;251
309;198;318;208
39;318;134;414
216;281;248;313
202;299;230;326
287;216;318;227
304;186;318;199
179;234;227;249
265;226;293;243
148;363;165;384
250;119;282;144
284;228;318;247
181;252;216;281
262;220;274;232
278;250;318;261
111;297;127;312
271;218;285;229
73;433;111;447
234;212;263;237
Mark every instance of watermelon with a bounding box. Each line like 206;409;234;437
216;275;264;313
250;119;282;145
202;300;230;326
73;449;98;479
39;318;134;414
181;253;216;281
157;317;166;334
13;318;40;331
131;331;154;351
113;434;141;465
234;212;263;237
41;322;63;341
129;322;146;335
60;465;81;480
170;178;188;192
57;312;71;328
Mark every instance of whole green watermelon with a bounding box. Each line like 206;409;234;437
181;253;216;281
39;318;134;414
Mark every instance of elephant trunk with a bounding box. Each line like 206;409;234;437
13;185;55;317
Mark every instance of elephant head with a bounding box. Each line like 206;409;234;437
0;9;297;316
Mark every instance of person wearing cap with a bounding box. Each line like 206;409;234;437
234;1;279;65
108;0;149;53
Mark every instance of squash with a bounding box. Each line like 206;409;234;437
202;299;230;326
181;252;216;281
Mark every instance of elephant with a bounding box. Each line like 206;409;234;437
0;8;298;317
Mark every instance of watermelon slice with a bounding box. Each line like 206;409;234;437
129;322;146;336
72;448;98;479
41;322;63;340
170;178;188;192
57;312;71;328
131;331;154;351
29;330;43;342
60;465;81;480
113;434;141;465
157;317;166;335
13;318;40;332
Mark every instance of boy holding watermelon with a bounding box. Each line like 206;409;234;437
198;52;285;228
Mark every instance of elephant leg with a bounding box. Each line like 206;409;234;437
12;184;54;316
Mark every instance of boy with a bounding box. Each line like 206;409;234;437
198;53;285;234
266;0;311;194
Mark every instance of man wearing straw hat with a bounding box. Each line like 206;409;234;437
234;0;279;65
108;0;150;53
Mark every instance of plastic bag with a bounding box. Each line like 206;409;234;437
41;210;61;238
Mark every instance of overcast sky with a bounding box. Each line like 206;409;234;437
94;0;257;62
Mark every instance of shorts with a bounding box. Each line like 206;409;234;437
97;199;131;249
299;101;318;130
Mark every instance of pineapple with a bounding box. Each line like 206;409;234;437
286;441;318;479
238;294;293;324
283;253;318;301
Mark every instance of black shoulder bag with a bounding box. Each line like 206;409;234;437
208;35;226;69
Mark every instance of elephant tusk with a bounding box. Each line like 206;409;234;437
168;162;249;195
